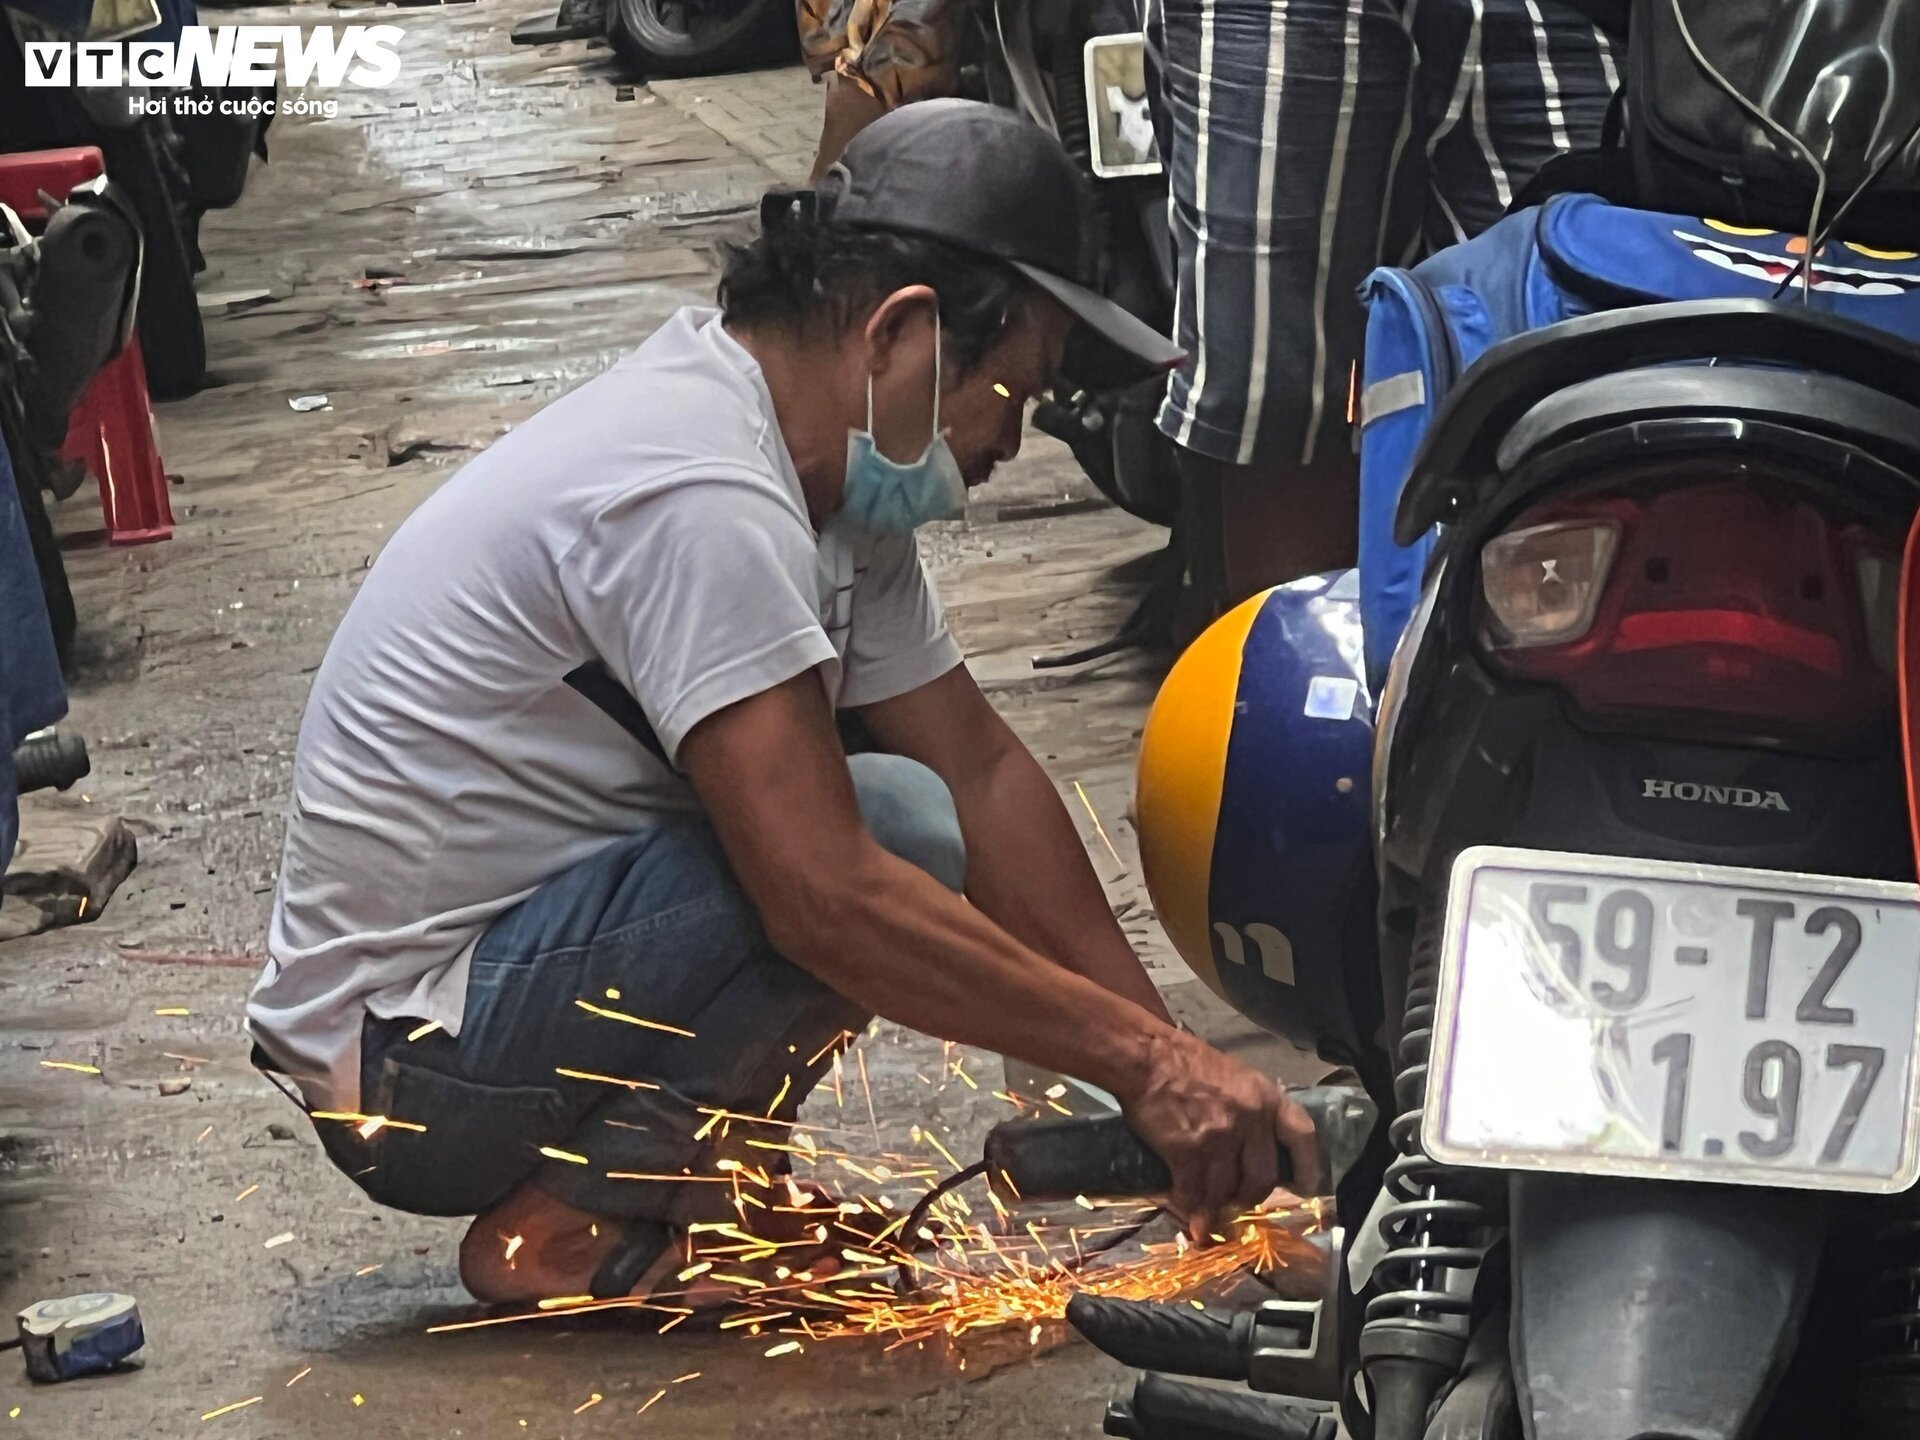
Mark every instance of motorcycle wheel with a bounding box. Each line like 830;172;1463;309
609;0;795;77
99;121;206;401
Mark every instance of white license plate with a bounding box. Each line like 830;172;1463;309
1083;34;1162;179
1424;847;1920;1193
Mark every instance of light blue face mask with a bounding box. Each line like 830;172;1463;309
839;317;968;535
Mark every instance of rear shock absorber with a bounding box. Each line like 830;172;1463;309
1359;926;1491;1440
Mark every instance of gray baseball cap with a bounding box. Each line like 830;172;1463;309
798;98;1186;385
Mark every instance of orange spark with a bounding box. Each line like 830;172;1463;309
556;1066;659;1090
311;1111;426;1133
1072;780;1126;868
808;1030;856;1065
200;1397;262;1421
856;1048;880;1144
426;1297;686;1334
923;1130;962;1170
788;1208;1322;1347
572;998;695;1037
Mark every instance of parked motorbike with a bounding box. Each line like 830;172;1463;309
952;0;1203;661
961;0;1177;525
0;0;264;400
512;0;794;79
0;179;143;664
1102;297;1920;1440
1090;2;1920;1432
1371;299;1920;1439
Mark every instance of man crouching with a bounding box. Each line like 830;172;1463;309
250;100;1317;1313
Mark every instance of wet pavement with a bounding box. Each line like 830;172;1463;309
0;7;1321;1435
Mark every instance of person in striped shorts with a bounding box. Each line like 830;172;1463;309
1147;0;1626;602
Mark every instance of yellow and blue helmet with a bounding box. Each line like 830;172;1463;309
1136;571;1380;1062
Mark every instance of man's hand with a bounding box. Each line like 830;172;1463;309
1122;1029;1324;1240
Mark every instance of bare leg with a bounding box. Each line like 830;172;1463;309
459;1184;620;1303
809;72;889;181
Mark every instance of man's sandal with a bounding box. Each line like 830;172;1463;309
588;1218;678;1301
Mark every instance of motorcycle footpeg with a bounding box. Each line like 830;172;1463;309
1068;1294;1253;1380
1103;1373;1338;1440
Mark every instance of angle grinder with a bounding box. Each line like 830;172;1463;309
980;1084;1376;1206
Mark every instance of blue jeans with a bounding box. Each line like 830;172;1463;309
319;754;966;1220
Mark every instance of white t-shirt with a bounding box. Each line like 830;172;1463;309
251;308;962;1110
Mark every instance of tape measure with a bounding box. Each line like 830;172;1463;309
14;1294;144;1382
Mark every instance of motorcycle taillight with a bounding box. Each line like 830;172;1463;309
1479;480;1901;736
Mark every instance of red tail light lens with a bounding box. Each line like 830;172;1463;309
1479;480;1900;735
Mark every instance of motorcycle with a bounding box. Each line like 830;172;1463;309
0;177;143;664
512;0;795;80
958;0;1200;662
0;0;264;400
1363;298;1920;1439
958;0;1178;528
1086;303;1920;1440
1068;2;1920;1434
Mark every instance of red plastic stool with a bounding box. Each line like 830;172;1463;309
0;145;173;545
0;146;105;220
59;342;173;545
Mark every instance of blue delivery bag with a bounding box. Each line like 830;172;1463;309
1355;193;1920;688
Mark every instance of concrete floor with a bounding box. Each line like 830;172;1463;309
0;8;1321;1435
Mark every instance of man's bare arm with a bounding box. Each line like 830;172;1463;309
678;671;1320;1228
682;671;1162;1095
857;665;1171;1024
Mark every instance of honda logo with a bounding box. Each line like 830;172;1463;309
1643;779;1790;812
